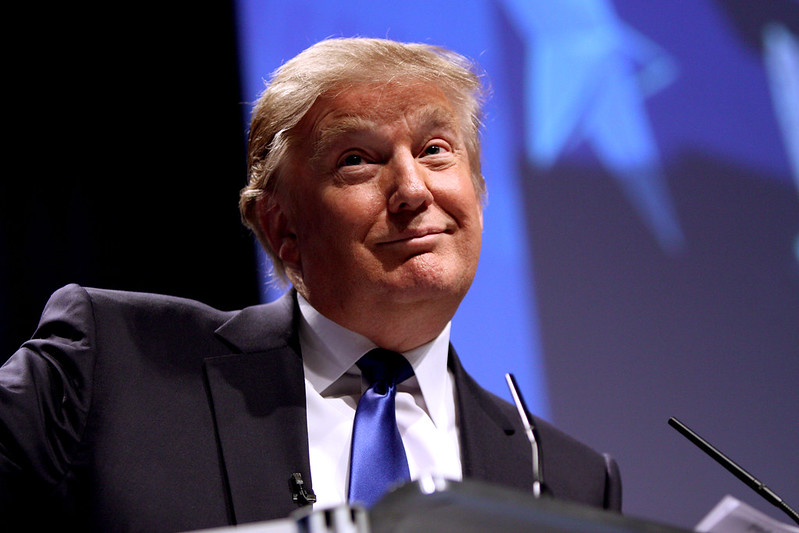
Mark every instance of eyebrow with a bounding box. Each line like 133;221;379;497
311;115;375;163
309;104;461;163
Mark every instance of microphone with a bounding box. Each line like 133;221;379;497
668;416;799;526
505;373;545;498
289;472;317;506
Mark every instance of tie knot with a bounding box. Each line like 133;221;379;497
356;348;414;391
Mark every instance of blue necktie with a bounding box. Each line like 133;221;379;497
348;348;414;507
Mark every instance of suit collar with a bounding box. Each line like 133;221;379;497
448;346;517;435
214;290;297;353
449;347;533;489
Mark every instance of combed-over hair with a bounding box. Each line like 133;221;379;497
239;37;487;282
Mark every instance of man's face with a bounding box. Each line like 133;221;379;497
267;82;483;336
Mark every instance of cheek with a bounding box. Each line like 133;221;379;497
326;185;384;226
298;187;382;250
436;181;483;227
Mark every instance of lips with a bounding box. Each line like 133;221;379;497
379;227;449;245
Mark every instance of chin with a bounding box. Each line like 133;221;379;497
379;261;475;304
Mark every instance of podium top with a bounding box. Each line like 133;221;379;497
187;478;691;533
368;478;690;533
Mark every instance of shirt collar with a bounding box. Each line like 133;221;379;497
297;293;452;428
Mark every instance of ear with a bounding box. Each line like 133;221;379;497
257;194;301;268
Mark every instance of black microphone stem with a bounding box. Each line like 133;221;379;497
668;417;799;526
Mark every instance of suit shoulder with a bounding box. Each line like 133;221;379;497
48;283;236;313
466;382;607;464
79;285;236;317
532;415;618;508
533;415;604;459
41;284;241;353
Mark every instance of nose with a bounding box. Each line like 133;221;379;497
387;152;433;213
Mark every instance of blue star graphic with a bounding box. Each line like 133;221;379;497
501;0;684;252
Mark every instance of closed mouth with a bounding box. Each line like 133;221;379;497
379;228;448;245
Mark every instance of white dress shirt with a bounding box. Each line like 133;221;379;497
297;294;462;509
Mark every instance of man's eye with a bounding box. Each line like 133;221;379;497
424;144;444;156
342;154;363;166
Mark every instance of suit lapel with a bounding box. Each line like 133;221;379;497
202;294;536;522
204;291;313;524
449;347;534;492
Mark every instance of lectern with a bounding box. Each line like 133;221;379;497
195;478;689;533
365;477;688;533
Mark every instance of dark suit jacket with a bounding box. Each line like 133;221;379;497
0;284;621;532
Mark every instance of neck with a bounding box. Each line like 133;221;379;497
298;289;456;353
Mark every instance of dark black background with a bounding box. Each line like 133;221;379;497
2;2;259;361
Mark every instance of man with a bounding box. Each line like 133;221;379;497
0;38;620;532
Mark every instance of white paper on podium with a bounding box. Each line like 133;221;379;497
695;495;799;533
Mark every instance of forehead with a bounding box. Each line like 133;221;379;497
298;82;462;151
